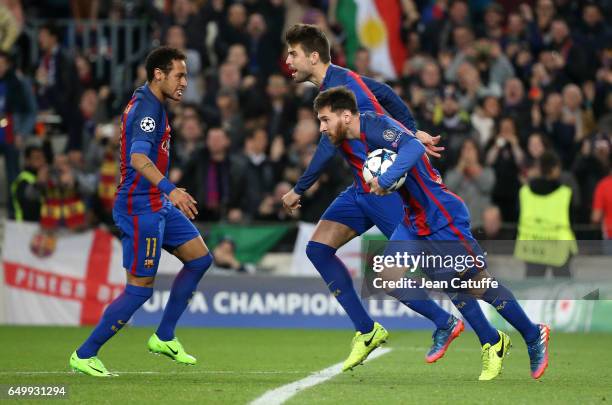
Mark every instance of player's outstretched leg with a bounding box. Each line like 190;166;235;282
387;287;463;363
481;282;550;379
342;322;389;372
479;330;512;381
306;240;390;370
449;293;510;379
149;254;212;365
70;284;153;376
306;240;375;334
526;324;550;379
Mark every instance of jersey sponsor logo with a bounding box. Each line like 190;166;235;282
383;128;397;142
140;117;156;132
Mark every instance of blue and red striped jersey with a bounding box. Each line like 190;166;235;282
114;84;172;215
361;112;470;235
294;64;417;195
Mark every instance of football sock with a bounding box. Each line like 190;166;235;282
482;283;540;343
451;294;499;346
156;253;213;341
388;285;452;329
306;241;374;334
77;284;153;358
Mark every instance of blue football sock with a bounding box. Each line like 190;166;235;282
388;284;451;329
156;253;212;341
451;294;499;346
482;282;540;343
306;241;374;333
77;284;153;358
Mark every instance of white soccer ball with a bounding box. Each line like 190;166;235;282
362;148;407;191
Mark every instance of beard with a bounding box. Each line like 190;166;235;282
328;121;347;145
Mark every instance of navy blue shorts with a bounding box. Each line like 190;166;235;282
387;220;486;282
113;205;201;276
320;185;404;238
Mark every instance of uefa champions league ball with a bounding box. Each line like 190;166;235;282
362;149;407;191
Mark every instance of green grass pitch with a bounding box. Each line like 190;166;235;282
0;326;611;404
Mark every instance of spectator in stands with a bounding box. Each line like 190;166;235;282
85;122;119;226
422;0;471;55
431;85;471;173
11;145;46;222
229;127;278;222
212;235;255;273
245;12;283;81
574;134;612;222
523;132;550;179
258;181;299;222
562;83;595;145
409;60;442;129
471;94;501;149
164;25;202;103
502;78;532;140
172;114;205;173
264;73;297;145
474;205;515;240
592;154;612;241
39;154;87;231
226;43;249;76
215;87;244;151
477;2;504;41
353;47;382;80
537;92;576;168
549;18;594;84
179;127;232;222
0;50;36;208
486;116;525;222
161;0;203;58
446;138;495;228
35;23;81;144
216;2;249;61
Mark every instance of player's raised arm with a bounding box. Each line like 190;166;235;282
282;135;337;211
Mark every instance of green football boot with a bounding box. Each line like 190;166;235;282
147;334;196;365
69;351;115;377
342;322;389;372
478;331;511;381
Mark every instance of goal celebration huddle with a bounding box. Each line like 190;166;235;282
69;24;549;382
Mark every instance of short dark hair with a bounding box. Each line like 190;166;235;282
285;24;331;64
25;145;44;160
313;86;358;114
539;151;561;177
40;22;61;41
145;46;186;82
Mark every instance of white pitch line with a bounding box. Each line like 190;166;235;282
0;370;309;376
250;347;392;405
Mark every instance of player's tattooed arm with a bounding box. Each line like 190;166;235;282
139;161;155;171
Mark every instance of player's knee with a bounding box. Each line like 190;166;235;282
306;241;335;267
125;284;154;301
184;253;213;275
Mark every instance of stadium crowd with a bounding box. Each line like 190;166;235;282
1;0;611;240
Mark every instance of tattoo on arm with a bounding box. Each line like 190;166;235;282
140;162;154;171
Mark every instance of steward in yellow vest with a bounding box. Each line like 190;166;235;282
515;152;577;277
10;145;46;222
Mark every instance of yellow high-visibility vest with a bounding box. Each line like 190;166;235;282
514;184;578;266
